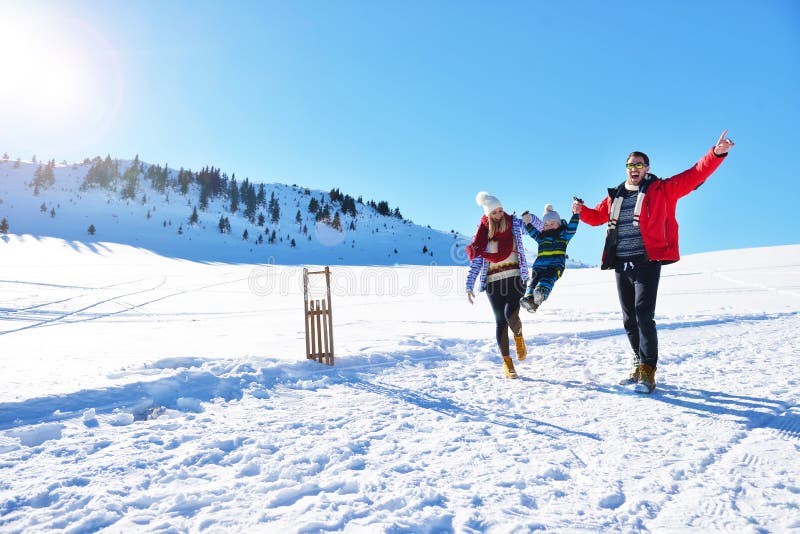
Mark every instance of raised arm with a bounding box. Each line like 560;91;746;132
665;129;734;199
578;196;611;226
562;213;580;241
520;210;543;239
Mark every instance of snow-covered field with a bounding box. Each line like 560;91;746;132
1;236;798;533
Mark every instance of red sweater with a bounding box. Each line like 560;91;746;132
580;147;727;267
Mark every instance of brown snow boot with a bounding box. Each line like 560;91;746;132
619;366;640;385
513;334;527;361
502;356;518;379
635;364;656;394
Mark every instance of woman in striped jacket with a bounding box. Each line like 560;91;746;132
466;191;543;379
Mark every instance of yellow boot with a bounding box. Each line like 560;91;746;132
513;334;527;361
502;356;518;379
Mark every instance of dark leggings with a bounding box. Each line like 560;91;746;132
615;259;661;368
486;276;525;357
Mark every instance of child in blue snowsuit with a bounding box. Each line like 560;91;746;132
520;201;581;312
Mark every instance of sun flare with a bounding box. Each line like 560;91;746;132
0;9;122;138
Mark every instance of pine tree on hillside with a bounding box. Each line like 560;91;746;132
88;224;96;235
82;154;119;190
40;202;47;213
0;217;8;234
269;192;280;223
50;208;56;218
229;177;239;213
332;212;342;231
2;152;8;161
121;157;139;199
308;197;319;213
199;186;210;211
257;184;266;207
243;184;257;222
242;229;249;241
342;195;357;216
178;168;192;195
189;206;199;225
316;203;331;223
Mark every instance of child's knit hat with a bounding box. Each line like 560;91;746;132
542;204;561;224
476;191;503;216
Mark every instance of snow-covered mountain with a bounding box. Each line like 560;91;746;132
0;156;469;265
0;156;593;267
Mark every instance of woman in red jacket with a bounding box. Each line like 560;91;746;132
579;130;735;393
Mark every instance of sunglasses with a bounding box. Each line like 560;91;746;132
625;162;646;169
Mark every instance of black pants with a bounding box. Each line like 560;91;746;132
615;259;661;368
486;276;525;357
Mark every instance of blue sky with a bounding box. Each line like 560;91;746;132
2;0;798;264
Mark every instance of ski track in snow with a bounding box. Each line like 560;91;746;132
0;242;799;532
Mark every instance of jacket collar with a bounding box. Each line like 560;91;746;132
609;173;657;198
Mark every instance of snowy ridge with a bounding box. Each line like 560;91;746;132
0;157;594;267
0;158;469;265
0;237;798;531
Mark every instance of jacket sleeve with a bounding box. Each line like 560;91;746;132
664;147;727;200
465;258;483;292
579;196;611;226
519;212;543;239
563;213;580;242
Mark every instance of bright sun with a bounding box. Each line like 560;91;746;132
0;20;85;120
0;8;123;149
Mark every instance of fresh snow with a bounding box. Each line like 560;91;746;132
1;236;798;532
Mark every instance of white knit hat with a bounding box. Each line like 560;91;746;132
476;191;503;216
542;204;561;224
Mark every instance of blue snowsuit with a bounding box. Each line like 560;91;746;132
524;213;580;302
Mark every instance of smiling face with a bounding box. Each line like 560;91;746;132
626;155;650;186
489;206;504;221
543;220;561;231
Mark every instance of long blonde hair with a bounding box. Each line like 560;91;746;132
487;213;507;239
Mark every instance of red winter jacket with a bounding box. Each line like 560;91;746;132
580;147;727;268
